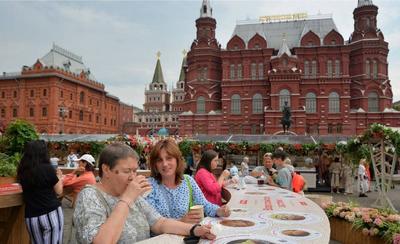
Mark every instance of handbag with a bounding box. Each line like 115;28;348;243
184;174;194;210
221;187;231;203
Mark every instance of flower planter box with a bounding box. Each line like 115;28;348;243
0;177;17;185
330;217;384;244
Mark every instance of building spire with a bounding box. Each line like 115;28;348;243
277;37;292;57
151;51;165;84
200;0;212;18
358;0;373;7
178;50;187;82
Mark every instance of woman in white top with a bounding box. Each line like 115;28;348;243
358;158;368;197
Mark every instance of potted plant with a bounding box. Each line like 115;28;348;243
0;120;38;183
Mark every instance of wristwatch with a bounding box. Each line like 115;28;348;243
190;223;201;237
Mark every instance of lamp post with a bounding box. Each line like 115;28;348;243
59;106;69;134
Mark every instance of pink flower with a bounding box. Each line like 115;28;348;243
373;218;384;227
393;233;400;244
362;214;372;223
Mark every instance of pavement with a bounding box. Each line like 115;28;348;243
61;183;399;244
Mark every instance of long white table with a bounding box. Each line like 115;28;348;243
138;184;330;244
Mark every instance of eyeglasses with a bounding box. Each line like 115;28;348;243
111;168;137;176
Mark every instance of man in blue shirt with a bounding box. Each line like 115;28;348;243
267;151;292;190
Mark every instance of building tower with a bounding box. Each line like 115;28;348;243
171;51;187;112
144;52;171;113
349;0;391;123
180;0;222;135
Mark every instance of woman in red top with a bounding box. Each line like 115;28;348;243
62;154;97;205
194;150;231;206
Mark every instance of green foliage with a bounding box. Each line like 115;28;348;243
0;153;21;177
259;143;275;155
88;142;106;159
178;140;194;157
4;119;39;155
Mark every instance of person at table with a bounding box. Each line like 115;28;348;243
357;158;368;197
67;148;79;167
240;156;250;176
194;150;234;206
146;139;231;224
267;151;292;190
17;140;64;244
62;154;97;206
251;152;277;181
73;143;216;243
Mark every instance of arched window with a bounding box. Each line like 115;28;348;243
252;93;263;114
237;64;242;79
335;60;341;77
231;94;241;114
368;92;379;112
372;60;378;79
304;60;310;78
365;60;370;78
80;91;84;104
327;60;333;78
230;64;235;80
311;60;317;78
329;92;340;113
279;89;290;111
251;63;257;80
305;92;317;113
79;110;84;121
258;63;263;79
197;96;205;114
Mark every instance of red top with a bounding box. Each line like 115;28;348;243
194;168;222;206
63;171;96;202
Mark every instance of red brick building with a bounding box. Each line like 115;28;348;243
0;44;133;134
179;0;400;136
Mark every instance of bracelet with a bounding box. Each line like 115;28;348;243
190;223;201;237
118;199;132;209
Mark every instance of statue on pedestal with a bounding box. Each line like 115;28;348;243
281;101;291;134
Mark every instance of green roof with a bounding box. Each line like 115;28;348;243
151;58;165;84
178;56;187;81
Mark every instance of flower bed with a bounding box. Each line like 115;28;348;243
323;202;400;243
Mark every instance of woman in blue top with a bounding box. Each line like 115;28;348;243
146;139;231;224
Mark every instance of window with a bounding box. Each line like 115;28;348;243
305;92;317;113
79;110;84;121
42;107;47;117
258;63;263;79
70;93;73;100
251;63;257;80
335;60;341;77
43;89;47;96
279;89;290;111
237;64;242;79
304;61;310;78
311;60;317;78
372;60;378;79
69;110;72;119
365;60;370;78
231;94;241;114
1;91;4;98
368;92;379;112
252;93;263;114
230;64;235;80
29;108;34;117
328;92;340;113
30;90;34;97
13;108;17;117
104;118;107;125
60;90;63;98
1;108;5;118
13;91;17;98
80;91;84;104
327;60;333;78
96;115;99;123
197;96;205;113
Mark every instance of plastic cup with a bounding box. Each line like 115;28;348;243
189;205;204;220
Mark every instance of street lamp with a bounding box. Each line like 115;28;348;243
59;106;69;134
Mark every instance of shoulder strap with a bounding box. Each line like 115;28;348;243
184;174;194;210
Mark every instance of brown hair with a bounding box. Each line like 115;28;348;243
149;139;186;185
196;150;218;172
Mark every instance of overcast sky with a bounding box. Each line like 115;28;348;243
1;0;399;108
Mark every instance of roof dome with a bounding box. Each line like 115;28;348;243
158;127;169;136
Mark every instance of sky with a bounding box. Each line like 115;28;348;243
1;0;400;108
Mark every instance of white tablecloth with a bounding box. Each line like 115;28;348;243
138;184;330;244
